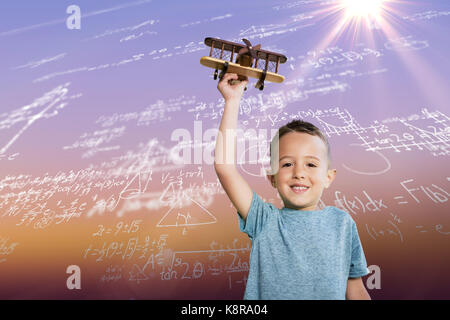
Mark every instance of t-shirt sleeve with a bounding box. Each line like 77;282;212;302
237;190;273;241
349;221;370;278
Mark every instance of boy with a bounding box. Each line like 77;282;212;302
214;73;371;300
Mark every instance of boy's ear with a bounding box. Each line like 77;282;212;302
325;169;337;188
267;174;277;188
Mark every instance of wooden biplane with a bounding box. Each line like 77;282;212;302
200;37;287;90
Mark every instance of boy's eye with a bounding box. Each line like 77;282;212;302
307;163;317;167
282;163;292;167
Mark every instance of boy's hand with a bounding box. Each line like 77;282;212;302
217;73;248;102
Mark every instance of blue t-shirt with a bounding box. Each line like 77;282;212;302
237;191;370;300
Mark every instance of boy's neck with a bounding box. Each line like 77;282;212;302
282;204;319;211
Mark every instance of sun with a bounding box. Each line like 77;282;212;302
342;0;384;19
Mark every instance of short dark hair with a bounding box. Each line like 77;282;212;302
269;119;331;173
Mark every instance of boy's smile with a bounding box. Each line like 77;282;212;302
268;132;336;211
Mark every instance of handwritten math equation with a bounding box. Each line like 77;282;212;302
0;236;19;264
85;228;251;290
331;176;449;243
84;220;168;263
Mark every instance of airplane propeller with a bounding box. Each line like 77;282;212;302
236;38;261;64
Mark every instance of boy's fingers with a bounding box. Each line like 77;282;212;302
238;79;248;89
226;72;238;79
218;73;248;91
220;73;238;84
237;76;248;88
223;73;238;80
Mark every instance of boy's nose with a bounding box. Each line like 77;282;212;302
293;166;306;179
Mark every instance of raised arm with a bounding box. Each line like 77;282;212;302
214;73;253;221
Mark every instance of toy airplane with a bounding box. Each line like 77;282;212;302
200;37;287;90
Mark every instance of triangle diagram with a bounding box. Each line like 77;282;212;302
156;191;217;228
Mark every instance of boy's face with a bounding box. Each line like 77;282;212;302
268;132;336;211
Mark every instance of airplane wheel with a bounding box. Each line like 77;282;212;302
214;69;218;80
259;83;264;91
